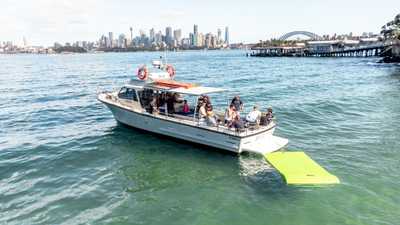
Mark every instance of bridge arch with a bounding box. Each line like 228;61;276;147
279;31;322;40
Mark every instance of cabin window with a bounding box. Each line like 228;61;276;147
118;87;138;101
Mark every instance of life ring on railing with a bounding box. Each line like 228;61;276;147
137;66;148;80
166;64;176;78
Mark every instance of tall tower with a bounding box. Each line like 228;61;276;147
129;27;133;41
193;24;198;46
149;28;155;43
217;28;222;44
224;26;229;45
108;32;114;48
165;27;173;45
129;27;133;47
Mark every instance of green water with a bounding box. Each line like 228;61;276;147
0;51;399;224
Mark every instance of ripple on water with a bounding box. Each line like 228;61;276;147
0;52;400;225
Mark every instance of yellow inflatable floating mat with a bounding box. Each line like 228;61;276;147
265;151;340;185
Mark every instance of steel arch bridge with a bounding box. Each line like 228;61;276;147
278;31;322;40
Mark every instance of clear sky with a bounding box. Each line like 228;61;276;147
1;0;399;46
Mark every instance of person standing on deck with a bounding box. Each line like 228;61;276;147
231;95;243;114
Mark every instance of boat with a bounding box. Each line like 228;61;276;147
97;60;288;154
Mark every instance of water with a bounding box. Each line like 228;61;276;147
1;51;399;225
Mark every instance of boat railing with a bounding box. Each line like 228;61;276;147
107;94;273;136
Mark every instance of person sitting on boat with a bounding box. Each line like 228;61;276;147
182;100;190;115
246;105;261;124
206;103;218;126
166;93;175;114
224;104;236;125
260;107;274;125
266;107;274;122
173;93;184;112
199;102;208;119
196;96;205;113
150;96;159;114
229;114;244;131
231;96;243;114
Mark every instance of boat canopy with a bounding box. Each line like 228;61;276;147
125;79;225;96
168;86;225;96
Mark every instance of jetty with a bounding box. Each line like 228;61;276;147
249;40;394;58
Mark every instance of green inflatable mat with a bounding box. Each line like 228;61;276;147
265;151;340;185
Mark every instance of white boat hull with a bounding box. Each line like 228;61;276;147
102;100;277;153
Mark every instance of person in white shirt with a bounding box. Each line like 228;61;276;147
199;102;207;119
246;106;261;124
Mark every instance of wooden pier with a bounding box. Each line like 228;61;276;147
250;41;393;58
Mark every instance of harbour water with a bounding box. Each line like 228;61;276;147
1;50;399;225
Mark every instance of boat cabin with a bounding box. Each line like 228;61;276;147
107;78;275;137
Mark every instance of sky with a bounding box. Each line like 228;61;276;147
1;0;399;46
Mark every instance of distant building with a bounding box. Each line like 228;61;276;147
193;24;199;46
205;33;213;48
108;32;114;48
174;29;182;43
129;27;133;43
23;36;27;47
155;31;162;44
217;28;222;44
149;28;155;43
225;26;229;45
118;34;126;48
165;27;173;45
198;33;204;47
189;33;194;46
54;42;62;49
181;38;191;48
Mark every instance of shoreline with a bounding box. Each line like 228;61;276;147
0;48;242;55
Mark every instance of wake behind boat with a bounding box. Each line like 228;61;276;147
97;59;288;154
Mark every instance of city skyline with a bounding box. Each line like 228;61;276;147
95;24;230;49
1;0;399;46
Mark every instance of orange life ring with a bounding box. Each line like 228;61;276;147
166;65;175;78
137;66;148;80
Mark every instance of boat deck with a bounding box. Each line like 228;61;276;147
99;93;276;138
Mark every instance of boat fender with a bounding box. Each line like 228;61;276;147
166;64;176;78
137;66;148;80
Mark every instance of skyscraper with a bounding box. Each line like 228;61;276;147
193;24;198;46
224;27;229;45
149;28;155;43
189;33;194;46
217;29;222;43
108;32;114;48
205;33;212;48
173;29;182;43
155;31;162;44
165;27;173;45
129;27;133;41
118;34;126;48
